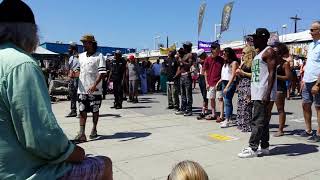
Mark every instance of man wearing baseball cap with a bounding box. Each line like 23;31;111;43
65;43;80;117
165;50;180;110
126;55;139;103
76;34;107;142
196;49;209;120
0;0;112;179
110;50;127;109
238;28;278;158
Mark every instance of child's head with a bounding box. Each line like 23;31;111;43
168;160;208;180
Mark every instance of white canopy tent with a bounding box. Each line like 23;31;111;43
279;30;312;43
34;46;58;55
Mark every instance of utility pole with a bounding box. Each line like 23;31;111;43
166;36;169;48
290;14;301;33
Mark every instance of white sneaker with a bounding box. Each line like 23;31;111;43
220;120;229;128
238;147;258;158
258;147;270;155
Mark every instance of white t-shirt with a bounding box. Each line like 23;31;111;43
78;52;106;95
293;58;303;67
221;63;232;81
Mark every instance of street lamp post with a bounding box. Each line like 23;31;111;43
282;24;287;42
154;36;160;50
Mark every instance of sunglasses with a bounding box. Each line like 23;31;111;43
310;28;319;32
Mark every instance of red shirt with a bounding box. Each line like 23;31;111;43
203;55;224;87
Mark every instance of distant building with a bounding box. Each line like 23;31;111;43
40;42;136;55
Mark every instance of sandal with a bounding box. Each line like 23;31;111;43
72;133;87;144
205;115;217;120
197;113;206;120
216;116;224;123
89;130;98;139
273;131;284;137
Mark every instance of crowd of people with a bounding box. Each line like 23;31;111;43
1;0;320;179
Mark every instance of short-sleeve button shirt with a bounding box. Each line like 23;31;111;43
78;52;106;95
303;40;320;83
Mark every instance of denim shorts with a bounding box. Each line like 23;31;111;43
302;81;320;106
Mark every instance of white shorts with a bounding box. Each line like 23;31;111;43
207;87;223;99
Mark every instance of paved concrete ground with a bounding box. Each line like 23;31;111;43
53;90;320;180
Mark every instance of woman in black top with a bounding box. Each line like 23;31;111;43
235;45;255;132
270;43;292;137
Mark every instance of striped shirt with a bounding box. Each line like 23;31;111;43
78;52;106;95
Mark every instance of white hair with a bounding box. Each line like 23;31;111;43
0;23;39;53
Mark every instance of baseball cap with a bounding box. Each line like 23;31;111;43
128;55;135;61
69;42;77;47
0;0;35;24
80;34;97;43
211;42;220;49
183;41;193;47
196;49;205;57
249;28;270;39
115;50;122;54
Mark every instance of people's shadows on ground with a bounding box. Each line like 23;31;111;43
269;143;319;156
271;112;293;116
138;99;160;104
96;132;152;142
82;114;121;118
122;106;152;109
139;97;156;100
269;124;289;129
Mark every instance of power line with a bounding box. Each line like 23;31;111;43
290;14;302;33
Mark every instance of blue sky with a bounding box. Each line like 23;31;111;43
21;0;319;50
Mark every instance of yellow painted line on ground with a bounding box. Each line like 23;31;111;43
209;134;236;141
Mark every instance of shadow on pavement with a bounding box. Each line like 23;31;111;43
271;112;293;115
122;106;152;109
269;124;289;129
138;100;160;104
270;143;319;156
84;114;121;118
96;132;152;142
139;97;156;100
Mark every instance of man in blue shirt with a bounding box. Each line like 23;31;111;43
152;59;161;92
299;21;320;142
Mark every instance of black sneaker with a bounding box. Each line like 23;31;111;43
307;135;320;143
167;106;174;109
175;110;184;115
72;133;87;144
65;111;77;118
299;130;313;137
89;130;98;139
197;113;205;120
184;112;193;116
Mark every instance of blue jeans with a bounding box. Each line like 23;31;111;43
69;78;79;112
221;80;236;119
198;75;208;104
180;75;193;112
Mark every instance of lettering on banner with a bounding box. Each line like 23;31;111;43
251;59;260;83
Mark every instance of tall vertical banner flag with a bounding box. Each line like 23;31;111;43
220;2;234;33
198;2;207;37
